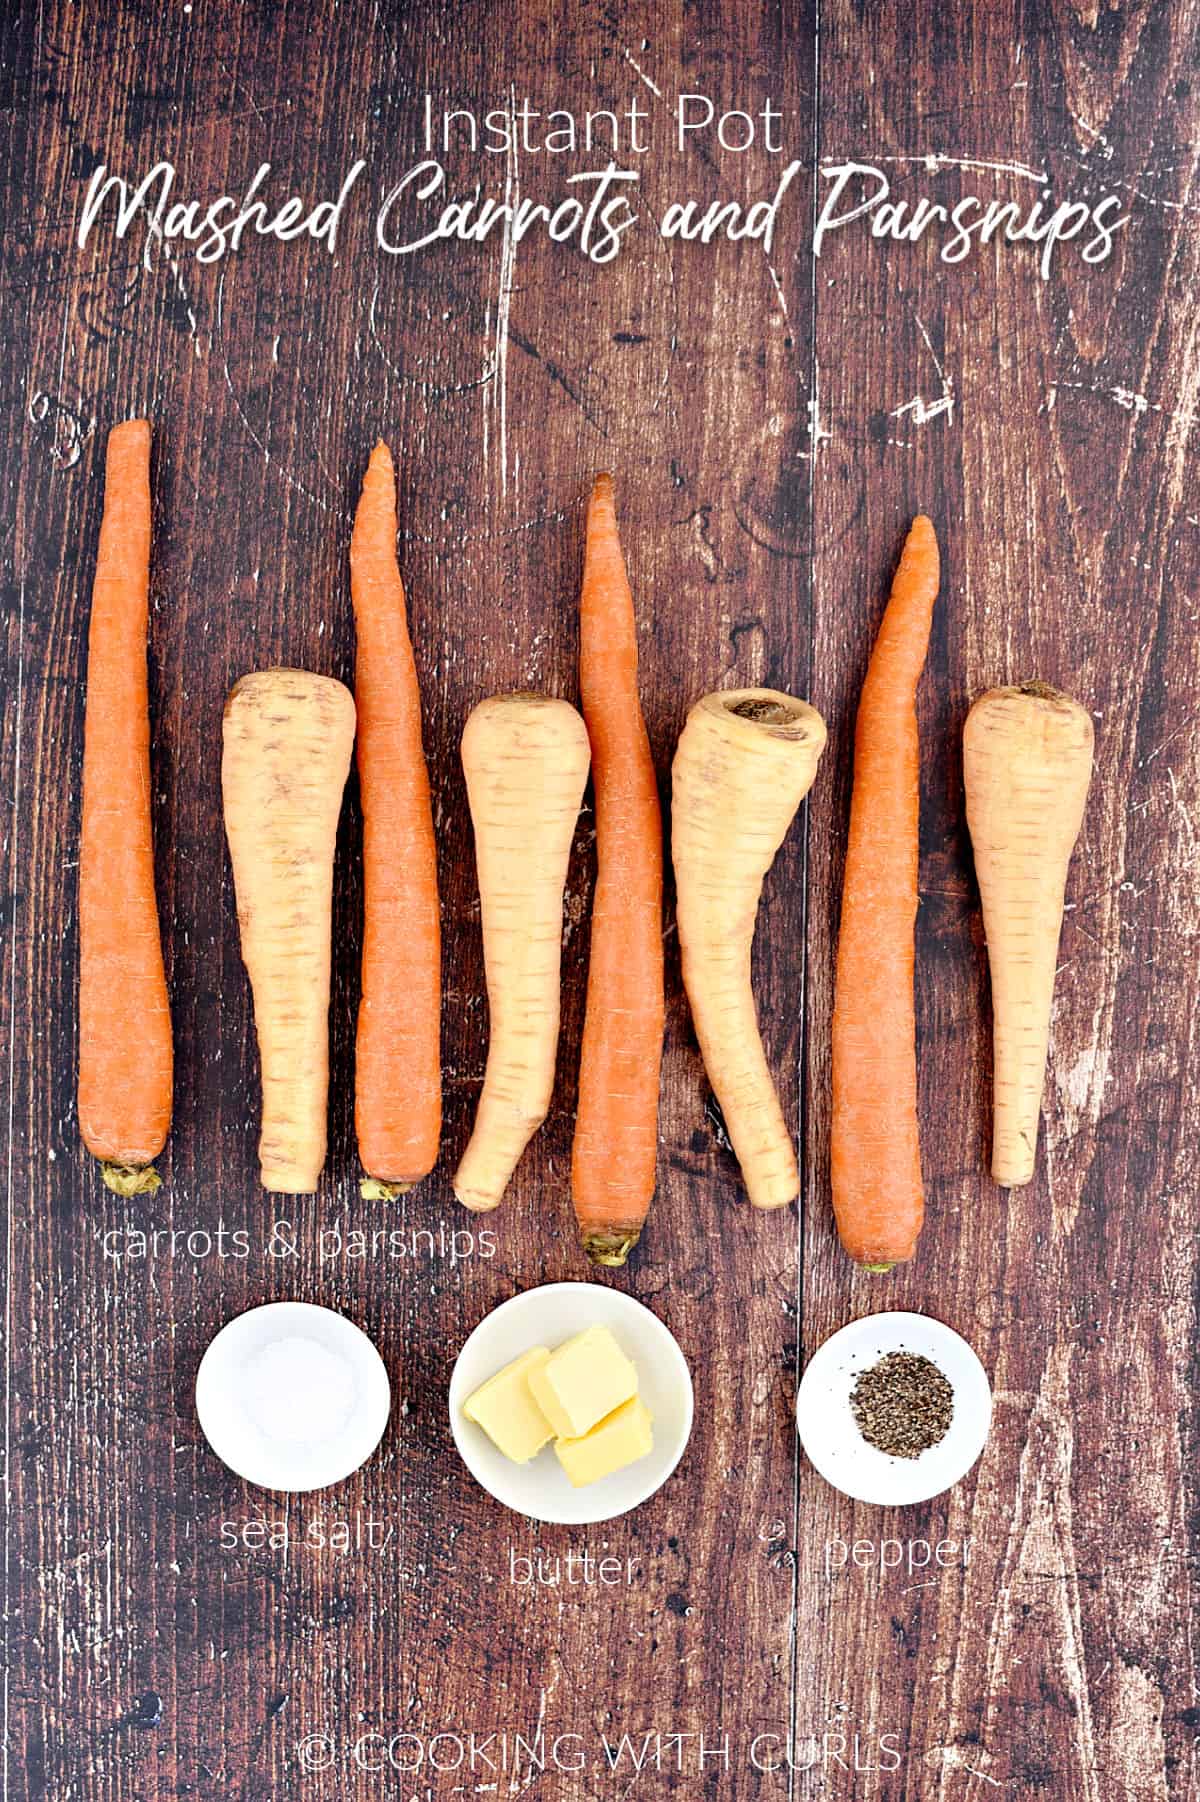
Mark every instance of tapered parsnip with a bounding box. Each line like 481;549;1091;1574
222;669;356;1193
964;681;1094;1187
672;688;827;1208
454;694;591;1213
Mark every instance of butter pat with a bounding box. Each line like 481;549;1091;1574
555;1396;654;1488
527;1326;639;1439
463;1348;554;1463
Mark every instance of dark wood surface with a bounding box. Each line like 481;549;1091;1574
2;2;1198;1796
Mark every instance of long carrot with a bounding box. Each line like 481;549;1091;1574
454;694;591;1213
350;442;441;1199
77;419;172;1196
222;669;356;1193
572;475;664;1267
964;682;1093;1186
672;688;827;1208
831;515;940;1270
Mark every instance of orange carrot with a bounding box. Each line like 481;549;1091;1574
571;474;665;1267
831;516;940;1269
77;419;172;1195
350;441;442;1197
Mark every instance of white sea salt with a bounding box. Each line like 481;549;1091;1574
242;1336;356;1446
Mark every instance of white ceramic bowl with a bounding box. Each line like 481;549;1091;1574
795;1311;991;1506
449;1283;694;1524
196;1301;392;1494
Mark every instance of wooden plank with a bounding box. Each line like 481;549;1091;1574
802;3;1200;1796
2;2;817;1796
3;0;1198;1796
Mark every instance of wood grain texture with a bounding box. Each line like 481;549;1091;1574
801;5;1200;1797
0;2;1196;1798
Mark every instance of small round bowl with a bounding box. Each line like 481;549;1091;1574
449;1283;694;1525
795;1311;991;1506
196;1301;392;1494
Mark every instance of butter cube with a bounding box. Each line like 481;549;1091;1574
463;1348;555;1463
555;1396;654;1488
527;1326;639;1439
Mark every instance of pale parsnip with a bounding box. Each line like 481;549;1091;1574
672;688;827;1208
222;668;355;1194
964;682;1094;1187
454;694;591;1212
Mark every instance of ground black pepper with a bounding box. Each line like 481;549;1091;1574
849;1351;954;1459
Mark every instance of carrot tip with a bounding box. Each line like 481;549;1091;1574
360;1177;414;1201
100;1161;162;1197
582;1229;641;1268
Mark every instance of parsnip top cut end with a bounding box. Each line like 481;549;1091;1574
964;683;1094;761
712;686;829;749
225;666;357;723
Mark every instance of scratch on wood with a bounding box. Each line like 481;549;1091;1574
877;151;1048;183
621;45;664;102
